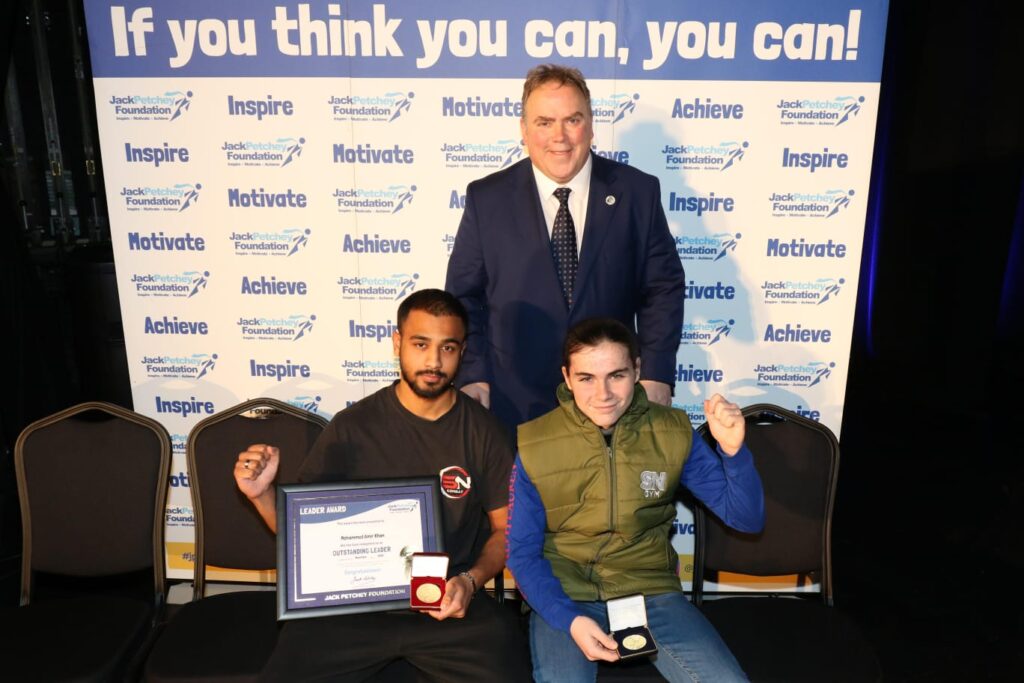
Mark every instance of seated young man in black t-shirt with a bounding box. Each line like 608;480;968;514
234;289;530;682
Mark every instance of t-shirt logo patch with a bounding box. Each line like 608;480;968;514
439;466;472;499
640;470;667;498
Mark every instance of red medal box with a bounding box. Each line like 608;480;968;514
410;552;449;611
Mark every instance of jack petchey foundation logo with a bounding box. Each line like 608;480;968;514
328;91;414;122
591;93;640;124
441;233;456;256
676;232;741;262
754;361;836;387
334;185;416;214
230;228;311;257
672;402;706;426
769;189;854;218
777;95;865;126
664;140;748;172
237;314;316;341
441;138;523;169
165;505;194;528
222;137;305;167
337;272;419;301
141;353;218;379
762;277;845;306
341;359;398;383
108;90;192;121
131;269;209;298
120;182;201;212
680;319;734;347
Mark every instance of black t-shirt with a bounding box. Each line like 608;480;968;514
297;384;514;574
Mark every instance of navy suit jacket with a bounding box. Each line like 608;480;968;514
445;154;684;430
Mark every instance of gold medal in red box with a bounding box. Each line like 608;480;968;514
410;553;449;611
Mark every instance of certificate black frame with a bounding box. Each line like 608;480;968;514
276;477;444;620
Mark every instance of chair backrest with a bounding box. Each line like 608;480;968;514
14;401;171;606
693;404;839;605
188;398;327;596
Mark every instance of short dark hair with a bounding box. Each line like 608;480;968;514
396;289;469;333
562;318;639;370
522;64;592;117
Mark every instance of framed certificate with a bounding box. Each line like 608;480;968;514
276;477;445;620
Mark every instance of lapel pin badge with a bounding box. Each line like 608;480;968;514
606;195;616;206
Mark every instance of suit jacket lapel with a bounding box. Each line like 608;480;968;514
575;154;620;306
512;160;568;312
511;160;550;246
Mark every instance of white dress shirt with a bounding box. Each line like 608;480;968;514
531;155;592;256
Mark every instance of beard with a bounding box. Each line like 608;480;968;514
401;367;453;399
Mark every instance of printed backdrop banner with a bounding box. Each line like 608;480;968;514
84;0;889;585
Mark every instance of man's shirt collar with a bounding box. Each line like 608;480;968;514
531;153;592;200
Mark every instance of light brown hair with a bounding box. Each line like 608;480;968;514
521;64;592;118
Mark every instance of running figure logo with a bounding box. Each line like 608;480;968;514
187;270;209;297
195;353;218;379
287;228;311;256
713;232;742;261
176;183;202;212
611;93;639;124
708;319;734;346
721;141;749;171
388;91;414;122
835;96;865;126
279;137;306;167
807;361;835;387
167;90;193;121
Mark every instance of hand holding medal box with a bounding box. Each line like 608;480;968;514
607;594;658;659
410;552;449;611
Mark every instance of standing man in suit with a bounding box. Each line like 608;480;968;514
446;64;684;431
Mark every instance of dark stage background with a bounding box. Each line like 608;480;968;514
1;2;1021;679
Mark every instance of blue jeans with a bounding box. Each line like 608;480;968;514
530;592;747;683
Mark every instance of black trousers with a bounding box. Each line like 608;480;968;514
260;593;531;682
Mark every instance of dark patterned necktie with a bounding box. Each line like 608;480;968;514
551;187;578;308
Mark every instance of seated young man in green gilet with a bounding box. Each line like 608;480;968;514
507;317;764;683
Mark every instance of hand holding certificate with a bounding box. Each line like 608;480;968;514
277;478;445;620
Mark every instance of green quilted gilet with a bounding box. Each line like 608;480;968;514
517;383;693;601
